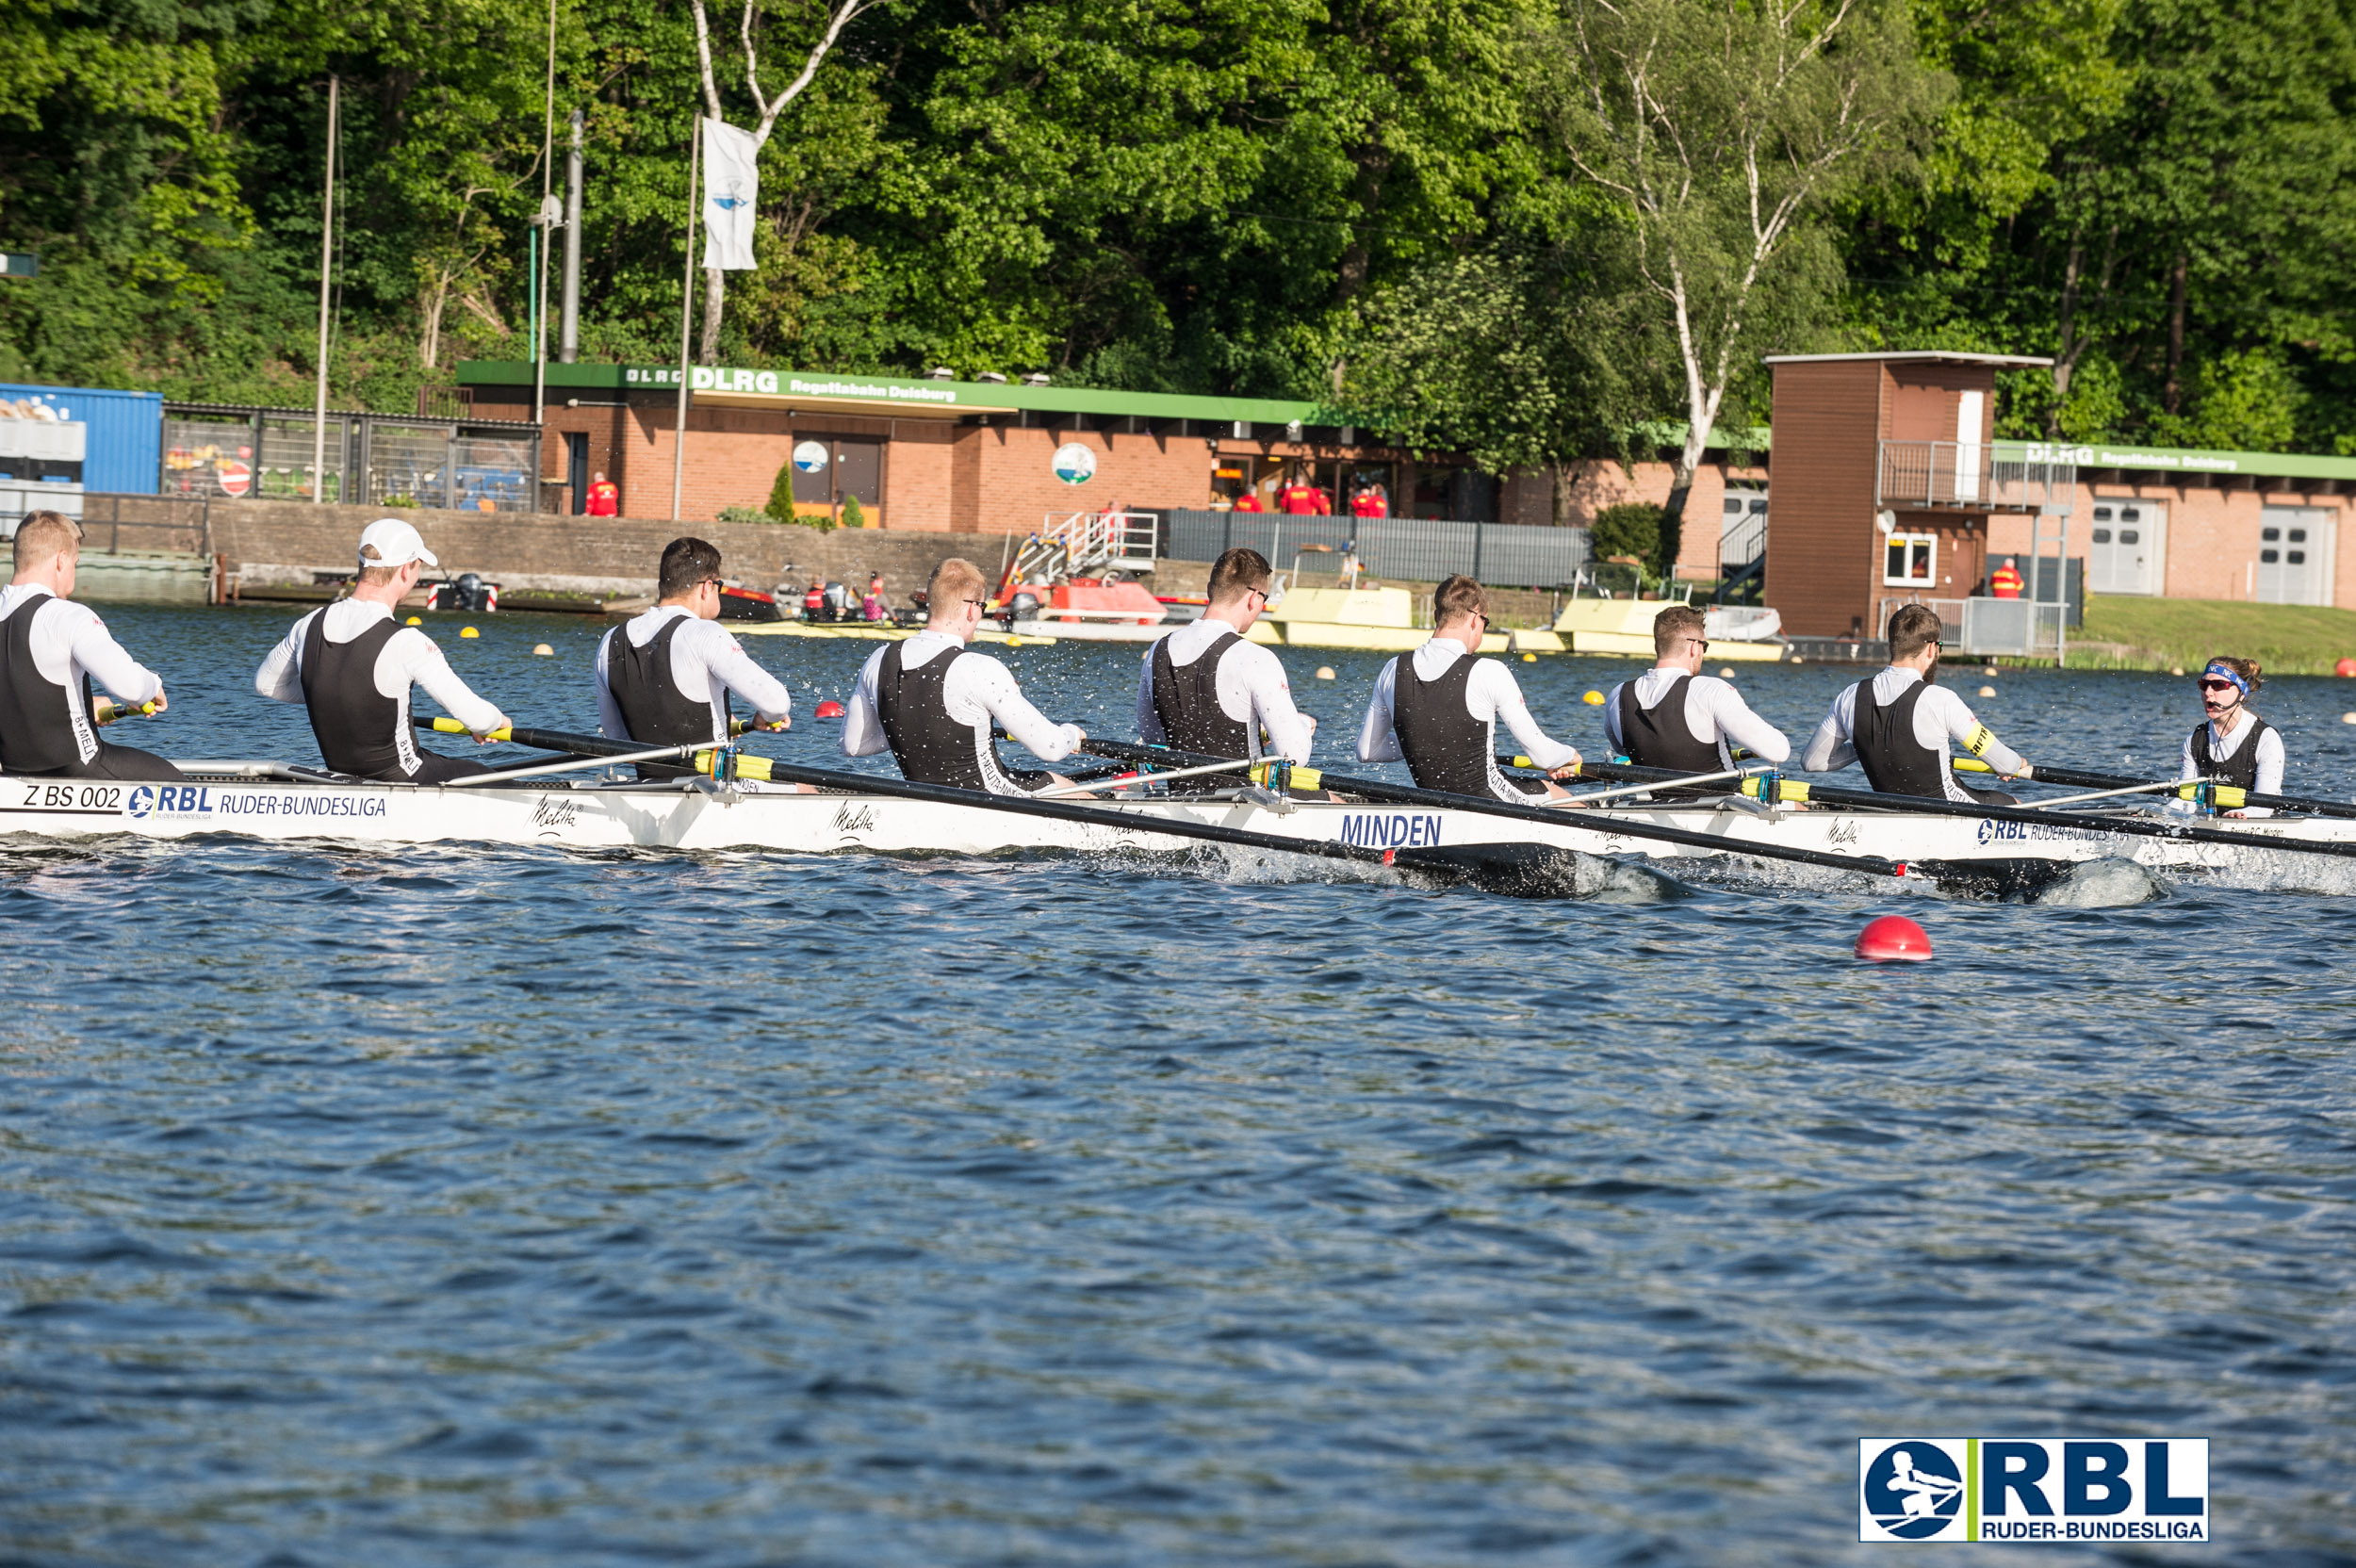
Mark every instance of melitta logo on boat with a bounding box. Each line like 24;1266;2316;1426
125;784;214;819
1858;1438;2208;1543
1338;811;1444;849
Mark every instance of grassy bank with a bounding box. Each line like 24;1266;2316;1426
2073;596;2356;676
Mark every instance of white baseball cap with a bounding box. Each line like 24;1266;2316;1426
357;516;439;570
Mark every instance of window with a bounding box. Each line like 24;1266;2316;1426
2093;506;2113;521
2262;548;2281;564
2262;526;2282;542
2289;528;2308;543
2289;550;2307;564
2092;528;2113;544
1884;532;1936;586
1724;498;1742;515
1749;499;1768;514
2120;530;2139;545
2122;507;2141;521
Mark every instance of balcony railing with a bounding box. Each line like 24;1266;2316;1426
1877;441;2076;514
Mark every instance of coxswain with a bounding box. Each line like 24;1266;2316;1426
1605;605;1791;771
1357;574;1581;800
254;518;511;783
2181;657;2281;817
841;557;1086;792
1135;546;1317;793
596;536;792;779
1800;604;2030;805
0;509;183;781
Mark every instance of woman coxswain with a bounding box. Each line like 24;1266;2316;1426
2181;658;2281;817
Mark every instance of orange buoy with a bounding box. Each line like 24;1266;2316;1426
814;699;847;719
2336;657;2356;678
1855;916;1933;962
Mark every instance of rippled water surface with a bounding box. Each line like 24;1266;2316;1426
5;604;2354;1565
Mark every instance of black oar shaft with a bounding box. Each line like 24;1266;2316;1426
1067;736;1902;879
1953;758;2356;821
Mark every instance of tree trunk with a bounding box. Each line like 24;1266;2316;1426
699;266;726;365
1551;461;1577;528
2047;239;2083;439
420;273;450;370
2163;253;2188;417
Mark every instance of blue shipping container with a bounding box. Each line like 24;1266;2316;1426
0;382;163;495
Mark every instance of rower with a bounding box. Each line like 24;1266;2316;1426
1135;546;1317;792
597;536;791;778
841;557;1086;792
1357;573;1580;800
254;518;512;783
0;509;183;781
2181;657;2281;818
1605;604;1791;771
1801;604;2031;805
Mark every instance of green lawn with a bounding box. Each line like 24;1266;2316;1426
2074;596;2356;676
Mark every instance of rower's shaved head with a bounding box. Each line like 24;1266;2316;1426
11;510;80;573
925;557;986;617
1653;604;1706;656
1206;547;1272;604
1433;574;1487;627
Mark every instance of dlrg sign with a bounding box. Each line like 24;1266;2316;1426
1859;1438;2209;1544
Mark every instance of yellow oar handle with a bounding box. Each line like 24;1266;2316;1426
1248;760;1323;791
695;749;774;782
2184;782;2245;808
93;698;159;726
1953;757;1995;774
1740;776;1812;804
430;715;514;743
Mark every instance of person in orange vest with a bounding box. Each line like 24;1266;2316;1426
585;471;620;517
1280;477;1323;515
1989;556;2024;598
1232;487;1266;513
1350;483;1388;518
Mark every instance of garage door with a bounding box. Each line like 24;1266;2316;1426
2256;507;2334;606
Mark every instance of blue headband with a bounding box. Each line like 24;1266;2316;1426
2201;662;2250;697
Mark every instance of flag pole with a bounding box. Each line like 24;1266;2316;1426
672;119;699;524
311;74;337;505
532;0;556;444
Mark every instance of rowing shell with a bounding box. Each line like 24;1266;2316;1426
7;769;2350;894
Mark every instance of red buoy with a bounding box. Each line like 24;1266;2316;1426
1855;915;1933;962
2336;657;2356;678
814;699;847;719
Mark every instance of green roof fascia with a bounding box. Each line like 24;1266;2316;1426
1997;439;2356;482
454;361;1334;425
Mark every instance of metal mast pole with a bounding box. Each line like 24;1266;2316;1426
311;74;337;505
672;122;699;523
532;0;557;427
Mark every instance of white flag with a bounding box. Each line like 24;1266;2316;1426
701;118;759;270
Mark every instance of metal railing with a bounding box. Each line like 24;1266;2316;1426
1877;441;2076;514
1876;594;2067;661
1720;507;1767;568
163;404;542;512
1162;510;1592;589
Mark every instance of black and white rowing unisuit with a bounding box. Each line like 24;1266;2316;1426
1615;673;1720;773
1390;651;1545;801
600;616;722;778
256;601;502;785
1148;629;1247;793
874;640;1023;792
0;587;181;780
2189;713;2275;792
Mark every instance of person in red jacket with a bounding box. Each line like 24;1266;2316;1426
1990;557;2024;598
1350;483;1388;518
585;472;620;517
1280;478;1325;515
1232;487;1267;513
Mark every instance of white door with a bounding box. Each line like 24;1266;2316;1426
1720;488;1768;567
2257;507;2334;605
2087;500;2163;595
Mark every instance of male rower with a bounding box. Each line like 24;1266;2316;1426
842;557;1086;792
2181;657;2281;817
1605;604;1791;771
0;509;183;781
254;517;512;783
1357;574;1581;800
1136;546;1317;792
597;535;791;777
1801;603;2030;805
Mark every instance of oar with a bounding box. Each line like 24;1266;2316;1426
1036;758;1252;798
1953;756;2356;821
431;719;1521;888
1513;753;2356;864
94;697;161;727
1064;736;1906;880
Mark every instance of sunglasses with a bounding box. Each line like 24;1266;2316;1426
2198;678;2239;694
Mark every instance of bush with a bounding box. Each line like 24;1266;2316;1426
765;461;796;520
840;494;865;530
715;505;771;525
1590;501;1661;564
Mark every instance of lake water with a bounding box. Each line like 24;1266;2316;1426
4;603;2353;1565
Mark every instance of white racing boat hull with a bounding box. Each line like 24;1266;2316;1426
5;771;2350;895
